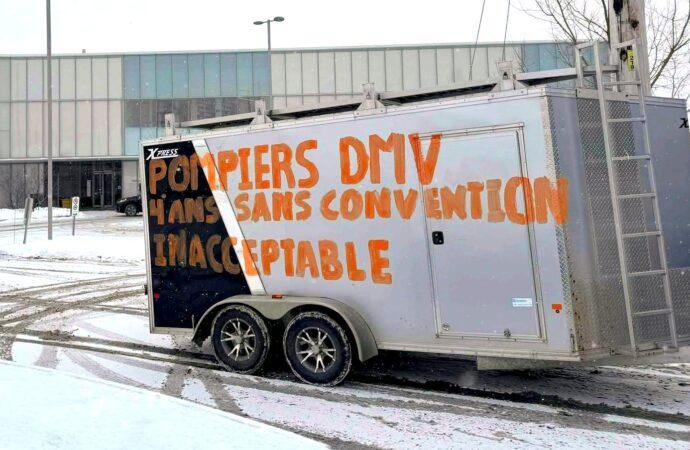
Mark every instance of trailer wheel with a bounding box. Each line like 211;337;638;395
283;311;352;386
211;305;269;374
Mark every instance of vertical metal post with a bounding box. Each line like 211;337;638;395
267;20;272;110
46;0;53;240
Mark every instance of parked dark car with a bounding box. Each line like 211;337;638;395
116;194;142;216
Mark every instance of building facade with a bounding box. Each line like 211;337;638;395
0;42;572;208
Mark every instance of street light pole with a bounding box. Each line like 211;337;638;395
254;16;284;110
46;0;53;240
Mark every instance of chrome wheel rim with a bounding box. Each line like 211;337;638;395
220;318;256;362
125;204;136;215
295;327;336;373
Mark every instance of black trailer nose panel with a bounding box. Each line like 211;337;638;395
143;141;250;329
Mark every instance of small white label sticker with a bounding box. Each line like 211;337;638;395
512;298;533;308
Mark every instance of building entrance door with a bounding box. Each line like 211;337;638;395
93;172;114;208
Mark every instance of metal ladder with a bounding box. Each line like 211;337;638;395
575;40;678;355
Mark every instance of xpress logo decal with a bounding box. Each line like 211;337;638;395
146;147;179;160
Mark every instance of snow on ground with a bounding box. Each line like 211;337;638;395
0;210;144;290
1;212;689;448
0;361;326;450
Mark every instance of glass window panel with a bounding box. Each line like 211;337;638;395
402;49;420;90
92;101;108;156
0;131;8;158
352;52;368;92
303;95;319;106
0;60;9;100
334;52;351;94
76;58;91;99
11;59;27;100
318;52;335;94
272;96;286;109
538;43;558;71
469;47;488;80
285;53;302;95
385;50;402;91
140;100;156;140
173;99;190;123
436;48;453;85
220;53;237;96
10;103;26;157
319;95;335;103
45;101;59;157
27;102;43;157
172;55;189;98
204;54;221;97
156;55;172;98
27;59;43;100
156;100;172;137
124;100;140;156
219;98;244;116
368;51;385;92
108;57;122;98
523;44;540;72
155;55;172;99
140;55;156;99
419;49;436;87
76;101;92;156
453;47;471;81
271;53;285;95
61;59;77;99
60;102;75;156
236;53;253;96
487;47;506;77
91;58;108;98
301;53;318;95
108;101;122;156
253;52;270;97
556;43;574;68
286;96;302;107
0;102;9;158
43;59;60;99
123;56;139;99
188;54;204;97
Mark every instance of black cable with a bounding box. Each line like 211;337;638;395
469;0;487;80
502;0;512;61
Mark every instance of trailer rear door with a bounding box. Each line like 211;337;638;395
423;125;543;340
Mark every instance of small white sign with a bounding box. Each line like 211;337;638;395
71;196;80;216
512;297;534;308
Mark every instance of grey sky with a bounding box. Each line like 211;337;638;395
0;0;555;55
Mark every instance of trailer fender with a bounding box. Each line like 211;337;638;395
192;295;378;362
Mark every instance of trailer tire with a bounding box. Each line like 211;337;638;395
211;305;270;375
283;311;352;386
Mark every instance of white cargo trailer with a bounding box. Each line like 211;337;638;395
141;50;690;385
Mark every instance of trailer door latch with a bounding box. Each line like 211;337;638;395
432;231;444;245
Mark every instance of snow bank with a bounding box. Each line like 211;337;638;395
0;361;326;450
0;234;144;264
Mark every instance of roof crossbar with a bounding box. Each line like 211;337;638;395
179;67;581;130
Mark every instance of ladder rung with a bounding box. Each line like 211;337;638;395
608;117;646;123
633;308;672;318
612;154;651;161
603;81;642;87
618;192;656;199
623;231;661;239
628;269;667;277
